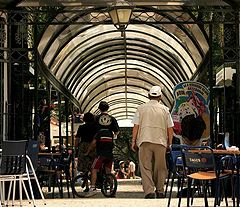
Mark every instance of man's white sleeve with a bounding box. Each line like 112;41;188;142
132;110;139;125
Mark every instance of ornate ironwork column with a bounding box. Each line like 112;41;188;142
235;11;240;147
223;10;240;146
0;16;6;144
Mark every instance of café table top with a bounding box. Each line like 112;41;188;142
189;149;240;155
213;149;240;155
38;152;61;156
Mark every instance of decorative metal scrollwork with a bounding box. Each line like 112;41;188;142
2;7;239;26
0;16;6;45
0;25;6;45
15;19;28;45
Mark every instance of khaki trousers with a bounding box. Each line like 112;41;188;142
139;142;167;195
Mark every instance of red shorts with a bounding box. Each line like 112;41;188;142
91;156;112;170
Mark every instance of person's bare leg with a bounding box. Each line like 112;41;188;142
85;168;98;197
90;169;98;188
105;167;111;174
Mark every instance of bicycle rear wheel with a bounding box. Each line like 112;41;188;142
72;173;90;198
101;173;117;197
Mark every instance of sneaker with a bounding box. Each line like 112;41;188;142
144;193;156;199
84;187;97;198
156;192;165;198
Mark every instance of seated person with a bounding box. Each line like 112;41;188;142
127;160;136;179
116;161;127;179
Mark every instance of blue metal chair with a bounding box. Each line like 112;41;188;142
37;149;72;198
165;144;187;207
37;155;62;198
182;145;233;207
23;140;46;205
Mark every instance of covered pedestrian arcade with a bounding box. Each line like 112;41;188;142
0;0;240;149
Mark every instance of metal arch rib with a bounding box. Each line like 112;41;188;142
36;52;80;108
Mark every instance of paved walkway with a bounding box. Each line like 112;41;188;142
21;197;219;207
5;179;234;207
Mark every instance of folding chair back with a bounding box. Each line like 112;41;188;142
0;140;45;207
183;146;216;172
1;140;28;175
26;140;40;171
169;144;185;173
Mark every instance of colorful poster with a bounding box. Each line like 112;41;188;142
171;81;210;143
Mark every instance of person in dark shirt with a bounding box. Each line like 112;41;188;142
75;112;97;174
84;101;119;197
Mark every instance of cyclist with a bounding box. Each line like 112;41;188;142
84;101;119;197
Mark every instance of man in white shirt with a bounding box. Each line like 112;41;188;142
131;86;174;199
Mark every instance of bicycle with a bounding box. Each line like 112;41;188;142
71;159;118;198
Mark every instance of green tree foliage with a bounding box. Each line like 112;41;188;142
113;127;138;164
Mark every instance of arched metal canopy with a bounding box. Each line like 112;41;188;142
14;0;236;126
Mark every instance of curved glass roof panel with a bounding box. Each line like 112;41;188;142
37;5;209;122
43;24;198;81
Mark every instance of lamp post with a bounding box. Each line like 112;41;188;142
108;0;134;119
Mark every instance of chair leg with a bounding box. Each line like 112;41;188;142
21;179;31;204
30;172;46;204
26;155;46;204
187;178;192;207
59;173;63;198
214;179;220;207
48;176;52;192
215;179;228;207
221;180;228;207
165;171;171;197
236;167;240;207
7;180;13;205
231;176;235;207
57;175;63;198
167;174;175;207
177;176;182;195
12;179;16;206
2;181;6;206
191;180;198;206
0;186;1;207
0;181;2;206
19;178;23;207
52;173;61;198
52;174;56;198
203;181;209;207
0;181;4;206
178;176;185;207
66;172;72;198
25;168;37;207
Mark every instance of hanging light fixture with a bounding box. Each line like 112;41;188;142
108;1;134;119
108;0;134;33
